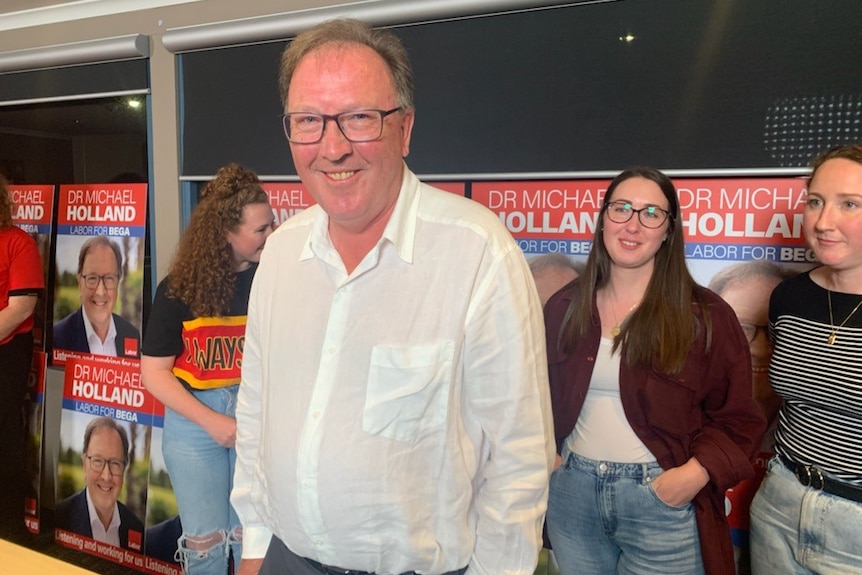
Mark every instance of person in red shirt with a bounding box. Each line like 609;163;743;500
0;174;44;541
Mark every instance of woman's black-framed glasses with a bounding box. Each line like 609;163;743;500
604;201;671;228
281;108;402;144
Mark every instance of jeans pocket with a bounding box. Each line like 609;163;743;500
647;481;692;511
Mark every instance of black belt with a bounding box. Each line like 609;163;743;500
305;557;400;575
779;453;862;503
303;557;467;575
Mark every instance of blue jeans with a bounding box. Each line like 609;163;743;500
163;385;241;575
750;457;862;575
546;451;704;575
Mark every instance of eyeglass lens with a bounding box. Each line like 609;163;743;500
88;455;125;475
82;274;119;289
286;111;382;143
740;323;767;343
606;201;668;228
282;108;400;144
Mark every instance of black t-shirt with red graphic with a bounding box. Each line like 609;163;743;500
142;264;256;390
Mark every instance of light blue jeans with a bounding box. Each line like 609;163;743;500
163;385;241;575
750;456;862;575
547;451;704;575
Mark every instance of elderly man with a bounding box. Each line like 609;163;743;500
232;18;554;575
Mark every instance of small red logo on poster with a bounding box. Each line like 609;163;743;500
128;529;142;551
124;338;139;357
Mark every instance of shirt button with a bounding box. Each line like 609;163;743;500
315;539;323;546
328;346;336;355
301;480;310;488
312;411;321;419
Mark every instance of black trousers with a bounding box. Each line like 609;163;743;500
259;536;467;575
0;331;32;538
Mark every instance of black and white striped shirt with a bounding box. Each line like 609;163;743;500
769;271;862;486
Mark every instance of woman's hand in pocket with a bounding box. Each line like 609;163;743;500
652;457;709;507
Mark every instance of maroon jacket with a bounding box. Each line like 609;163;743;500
545;281;765;575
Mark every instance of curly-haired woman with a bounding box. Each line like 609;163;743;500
141;164;274;574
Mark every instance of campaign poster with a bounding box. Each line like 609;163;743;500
674;177;812;284
428;181;466;196
24;350;47;534
262;180;465;228
9;184;54;349
473;176;812;275
473;179;607;261
9;185;54;535
54;355;151;569
52;183;146;367
263;182;316;227
143;403;182;574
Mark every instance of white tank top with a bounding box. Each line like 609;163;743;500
565;337;656;463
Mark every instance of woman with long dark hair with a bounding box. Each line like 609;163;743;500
544;167;765;574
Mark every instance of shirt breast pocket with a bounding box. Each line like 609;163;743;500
364;341;454;442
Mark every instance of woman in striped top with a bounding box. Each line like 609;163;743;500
750;143;862;574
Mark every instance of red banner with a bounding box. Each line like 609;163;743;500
472;177;813;264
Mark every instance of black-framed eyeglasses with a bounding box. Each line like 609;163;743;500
79;274;120;290
740;322;768;343
604;201;671;229
85;455;126;476
281;107;402;144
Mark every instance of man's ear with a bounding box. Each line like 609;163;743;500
399;109;415;158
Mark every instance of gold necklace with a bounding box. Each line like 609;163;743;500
827;290;862;345
610;301;640;337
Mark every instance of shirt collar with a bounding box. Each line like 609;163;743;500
85;486;121;536
81;306;117;352
301;163;420;266
381;164;419;265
